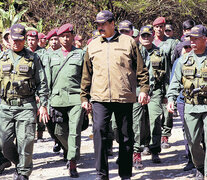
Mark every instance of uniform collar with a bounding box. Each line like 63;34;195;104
100;30;120;43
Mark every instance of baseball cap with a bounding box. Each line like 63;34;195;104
10;24;26;40
132;29;139;38
38;33;46;39
118;20;133;31
140;26;153;35
153;17;166;26
189;25;207;37
46;28;58;40
57;23;73;36
95;10;114;23
27;30;38;37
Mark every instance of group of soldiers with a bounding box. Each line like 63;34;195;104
0;9;206;180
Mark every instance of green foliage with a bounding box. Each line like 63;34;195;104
0;0;27;32
1;0;207;41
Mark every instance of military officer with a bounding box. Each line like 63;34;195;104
0;24;49;180
0;28;12;174
44;27;64;154
27;30;46;59
74;34;83;49
153;17;177;149
118;20;134;36
46;28;61;52
2;28;11;50
38;33;47;48
133;26;168;169
167;25;207;180
45;23;85;178
27;30;47;141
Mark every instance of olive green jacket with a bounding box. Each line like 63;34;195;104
139;44;168;96
0;48;48;107
81;31;149;103
167;49;207;113
45;46;85;107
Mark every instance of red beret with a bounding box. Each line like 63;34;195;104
57;23;73;36
27;30;38;37
153;17;166;26
46;28;58;40
38;33;46;39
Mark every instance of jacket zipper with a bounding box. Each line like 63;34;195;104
107;42;112;101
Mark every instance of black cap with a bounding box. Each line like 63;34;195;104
118;20;133;31
10;24;26;40
189;25;207;37
95;10;114;23
140;26;153;35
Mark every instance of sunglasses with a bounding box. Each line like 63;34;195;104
141;34;151;38
184;45;191;49
165;30;172;32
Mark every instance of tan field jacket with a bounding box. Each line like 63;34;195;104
81;31;149;103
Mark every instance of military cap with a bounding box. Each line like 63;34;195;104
118;20;133;31
38;33;46;39
10;24;26;40
57;23;73;36
132;29;139;38
189;25;207;37
74;34;83;41
153;17;166;26
140;26;153;35
27;30;38;37
46;28;58;40
95;10;114;23
165;24;173;31
2;28;10;39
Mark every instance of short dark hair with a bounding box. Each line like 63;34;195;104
183;20;196;30
108;17;115;23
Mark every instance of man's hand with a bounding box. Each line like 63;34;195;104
38;106;50;123
36;96;40;104
162;97;168;104
167;102;174;113
81;102;92;115
138;92;150;105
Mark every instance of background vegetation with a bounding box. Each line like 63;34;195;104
0;0;207;42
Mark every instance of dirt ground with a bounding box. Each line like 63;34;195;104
0;117;197;180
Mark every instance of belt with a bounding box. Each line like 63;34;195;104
1;97;35;106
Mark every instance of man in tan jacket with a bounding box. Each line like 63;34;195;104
81;10;149;180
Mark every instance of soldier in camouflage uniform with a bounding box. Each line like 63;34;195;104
153;17;177;149
133;26;168;169
167;25;207;180
0;24;49;180
27;30;47;141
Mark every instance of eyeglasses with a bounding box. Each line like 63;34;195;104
184;45;191;49
165;30;172;32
